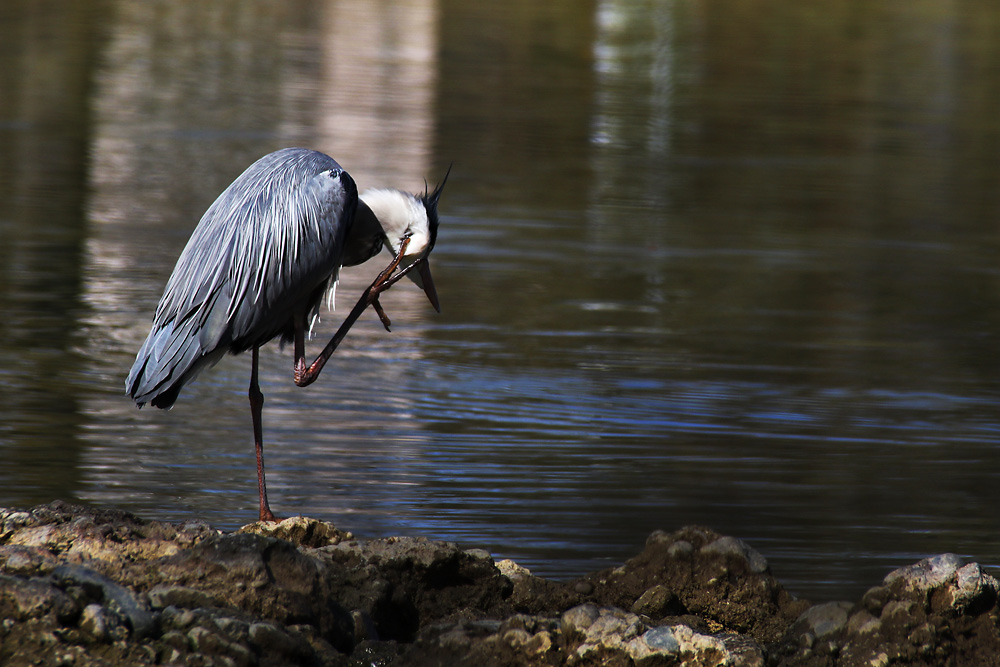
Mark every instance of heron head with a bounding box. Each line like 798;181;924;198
406;165;451;312
359;165;451;312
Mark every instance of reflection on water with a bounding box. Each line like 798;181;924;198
2;0;1000;601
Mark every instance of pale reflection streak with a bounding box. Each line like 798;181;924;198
586;0;677;323
317;0;437;189
79;0;440;521
272;0;441;518
313;0;439;323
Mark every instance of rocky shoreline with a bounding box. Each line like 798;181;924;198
1;502;998;666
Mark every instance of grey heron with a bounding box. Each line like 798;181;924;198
125;147;446;522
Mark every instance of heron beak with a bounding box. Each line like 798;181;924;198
407;258;441;312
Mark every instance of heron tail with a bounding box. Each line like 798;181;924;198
126;304;227;410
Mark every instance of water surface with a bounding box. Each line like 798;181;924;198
2;0;1000;601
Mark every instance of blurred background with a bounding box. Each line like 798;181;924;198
2;0;1000;602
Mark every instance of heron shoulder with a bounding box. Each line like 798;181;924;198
154;149;357;334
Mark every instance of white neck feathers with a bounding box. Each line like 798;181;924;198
359;188;430;258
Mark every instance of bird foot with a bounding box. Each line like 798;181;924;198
372;298;392;331
259;508;280;523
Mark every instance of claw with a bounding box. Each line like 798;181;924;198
373;298;392;331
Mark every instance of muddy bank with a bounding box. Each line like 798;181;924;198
1;502;998;666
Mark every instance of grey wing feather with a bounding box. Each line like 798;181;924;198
126;148;357;408
127;289;230;408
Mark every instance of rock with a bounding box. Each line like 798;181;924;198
776;555;1000;667
561;603;601;635
668;539;695;559
147;583;221;610
861;584;890;614
464;548;493;563
0;544;60;576
321;534;515;642
351;608;378;641
882;553;1000;616
884;553;965;594
2;501;1000;666
0;573;79;624
238;515;352;548
642;624;680;652
576;525;809;643
793;600;853;638
51;563;156;638
77;602;125;643
574;606;645;652
637;624;764;666
700;536;770;575
939;562;998;614
631;583;682;618
562;604;765;666
144;531;355;651
845;608;880;635
496;558;531;580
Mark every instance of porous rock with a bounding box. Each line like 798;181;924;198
775;554;1000;666
1;502;1000;666
574;526;810;643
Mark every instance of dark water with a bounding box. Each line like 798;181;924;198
3;0;1000;602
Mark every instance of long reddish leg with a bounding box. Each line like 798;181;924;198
250;346;278;522
292;316;307;386
294;239;415;388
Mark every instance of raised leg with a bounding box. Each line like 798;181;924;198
294;238;416;388
250;346;278;522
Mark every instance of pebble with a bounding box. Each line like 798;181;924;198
667;540;694;559
642;626;680;653
464;548;493;562
560;604;601;635
78;604;109;642
701;536;769;574
795;601;852;639
631;584;677;618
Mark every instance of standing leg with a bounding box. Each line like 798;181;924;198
250;346;277;522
